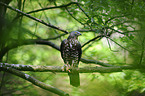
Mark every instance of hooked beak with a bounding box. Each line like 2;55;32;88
78;32;82;36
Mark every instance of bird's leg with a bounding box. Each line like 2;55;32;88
61;64;67;71
66;64;71;72
68;61;75;73
62;62;71;72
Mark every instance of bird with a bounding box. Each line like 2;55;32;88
60;31;82;87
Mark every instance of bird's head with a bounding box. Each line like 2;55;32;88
68;31;81;39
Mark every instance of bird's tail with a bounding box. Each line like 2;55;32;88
68;71;80;87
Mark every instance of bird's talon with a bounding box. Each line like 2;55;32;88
62;64;67;71
68;69;71;73
66;66;70;71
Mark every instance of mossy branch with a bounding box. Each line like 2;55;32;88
0;63;136;73
0;65;69;96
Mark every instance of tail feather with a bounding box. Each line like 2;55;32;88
68;72;80;87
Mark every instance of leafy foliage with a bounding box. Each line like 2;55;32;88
0;0;145;96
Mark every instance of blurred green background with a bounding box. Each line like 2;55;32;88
0;0;145;96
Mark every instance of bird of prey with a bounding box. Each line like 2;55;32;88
60;31;82;87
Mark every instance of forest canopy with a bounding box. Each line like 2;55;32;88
0;0;145;96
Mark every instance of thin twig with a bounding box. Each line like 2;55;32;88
105;15;127;24
75;3;93;30
106;38;119;52
27;2;79;14
82;42;95;52
46;34;67;40
108;27;140;46
78;29;96;32
76;3;90;20
65;7;85;25
108;37;134;55
82;35;104;48
80;58;114;67
21;27;41;39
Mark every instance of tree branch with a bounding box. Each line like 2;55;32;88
80;58;114;67
76;3;90;20
12;2;80;23
82;35;104;48
105;15;127;24
46;33;67;40
0;39;115;67
65;7;85;25
27;2;79;14
0;39;60;59
0;63;137;73
108;37;134;55
0;2;68;34
0;65;69;96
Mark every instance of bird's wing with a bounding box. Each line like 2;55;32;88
77;42;82;63
60;39;67;63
